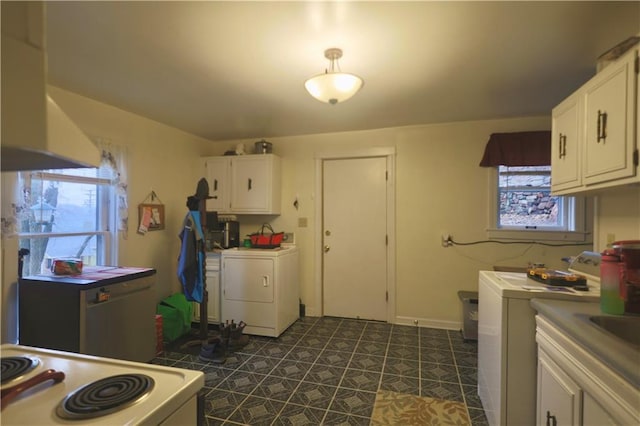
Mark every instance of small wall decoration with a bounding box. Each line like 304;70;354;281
138;191;165;234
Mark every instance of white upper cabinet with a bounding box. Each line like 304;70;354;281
551;46;639;195
203;154;281;215
204;157;231;212
230;154;281;214
583;48;637;185
551;91;582;192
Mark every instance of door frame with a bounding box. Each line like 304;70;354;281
313;147;396;322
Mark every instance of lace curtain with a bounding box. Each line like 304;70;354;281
94;137;129;238
1;138;129;239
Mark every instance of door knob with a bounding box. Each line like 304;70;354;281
324;245;330;253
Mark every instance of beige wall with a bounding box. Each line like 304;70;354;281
38;88;640;328
205;116;618;327
48;86;212;301
594;185;640;252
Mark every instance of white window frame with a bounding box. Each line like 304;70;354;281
17;170;118;270
486;167;592;242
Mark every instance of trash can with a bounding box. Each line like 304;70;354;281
458;290;478;341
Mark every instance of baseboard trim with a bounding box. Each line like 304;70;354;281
394;316;461;331
301;310;462;331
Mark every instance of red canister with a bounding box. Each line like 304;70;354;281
611;240;640;315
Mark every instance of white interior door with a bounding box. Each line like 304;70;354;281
322;156;387;320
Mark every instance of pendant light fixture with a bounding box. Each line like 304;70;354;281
304;48;364;105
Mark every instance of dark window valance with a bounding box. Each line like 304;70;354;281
479;131;551;167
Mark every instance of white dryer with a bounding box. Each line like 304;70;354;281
221;246;299;337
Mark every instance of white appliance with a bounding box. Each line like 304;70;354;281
0;344;204;424
478;252;601;426
221;245;299;337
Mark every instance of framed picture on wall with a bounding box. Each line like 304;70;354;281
138;203;165;233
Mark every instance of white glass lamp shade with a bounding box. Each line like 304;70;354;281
304;72;364;105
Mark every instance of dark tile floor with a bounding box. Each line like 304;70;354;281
152;316;489;425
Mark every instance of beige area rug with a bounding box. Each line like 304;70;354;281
370;389;470;426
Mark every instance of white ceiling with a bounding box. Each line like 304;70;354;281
45;1;640;142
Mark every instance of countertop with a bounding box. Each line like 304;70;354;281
20;266;156;287
530;299;640;388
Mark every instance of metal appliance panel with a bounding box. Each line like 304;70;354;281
80;275;156;361
19;268;156;362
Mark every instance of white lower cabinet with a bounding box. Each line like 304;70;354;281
535;315;638;426
582;393;616;426
537;353;619;426
537;350;582;426
192;253;220;324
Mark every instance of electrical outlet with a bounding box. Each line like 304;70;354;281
283;232;295;244
441;234;452;248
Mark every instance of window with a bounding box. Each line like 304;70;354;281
498;166;564;230
17;167;117;276
488;166;589;242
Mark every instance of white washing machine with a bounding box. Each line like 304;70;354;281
220;246;299;337
478;252;601;426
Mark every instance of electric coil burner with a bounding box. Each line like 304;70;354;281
57;374;155;420
1;356;39;384
1;344;204;425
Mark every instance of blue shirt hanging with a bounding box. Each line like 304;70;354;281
177;211;204;303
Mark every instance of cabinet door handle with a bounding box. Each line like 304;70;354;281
546;410;557;426
248;178;252;190
262;276;269;287
213;179;218;191
558;133;563;158
597;110;607;143
558;134;567;158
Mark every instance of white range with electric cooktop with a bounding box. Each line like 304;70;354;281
478;252;601;426
0;344;204;424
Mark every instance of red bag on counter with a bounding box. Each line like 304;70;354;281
248;224;284;248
